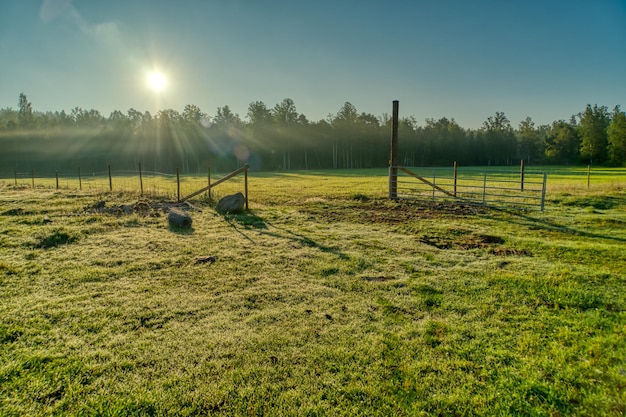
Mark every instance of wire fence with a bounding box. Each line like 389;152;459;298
394;166;547;210
5;165;249;202
3;164;624;208
541;166;626;191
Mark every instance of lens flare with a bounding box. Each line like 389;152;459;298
147;71;167;92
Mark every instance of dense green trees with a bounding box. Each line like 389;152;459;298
608;106;626;166
545;120;580;164
578;104;610;164
0;93;624;176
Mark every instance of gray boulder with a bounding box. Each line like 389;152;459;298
216;192;245;213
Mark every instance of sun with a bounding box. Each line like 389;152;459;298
147;71;167;92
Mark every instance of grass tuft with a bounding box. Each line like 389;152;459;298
33;228;78;248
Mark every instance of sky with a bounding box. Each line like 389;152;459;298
1;0;625;129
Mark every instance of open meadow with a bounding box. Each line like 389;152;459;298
1;168;625;416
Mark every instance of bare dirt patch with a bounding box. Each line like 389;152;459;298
418;233;505;250
299;199;486;224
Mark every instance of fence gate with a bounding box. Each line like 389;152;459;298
387;100;547;211
392;166;547;211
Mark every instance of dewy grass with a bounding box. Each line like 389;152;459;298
0;172;625;416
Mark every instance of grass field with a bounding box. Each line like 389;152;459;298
1;169;625;416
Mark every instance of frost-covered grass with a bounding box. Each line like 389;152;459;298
0;171;625;416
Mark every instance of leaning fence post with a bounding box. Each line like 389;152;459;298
453;161;458;197
244;164;249;210
176;168;180;201
56;171;59;190
108;164;112;191
139;163;144;196
78;167;82;190
519;159;524;191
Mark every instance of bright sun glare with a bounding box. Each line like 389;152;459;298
147;71;167;92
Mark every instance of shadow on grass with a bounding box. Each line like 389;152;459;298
168;225;194;235
221;210;349;259
489;207;626;243
262;221;350;260
221;210;267;243
223;211;268;230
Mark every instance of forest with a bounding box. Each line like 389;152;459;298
1;93;625;176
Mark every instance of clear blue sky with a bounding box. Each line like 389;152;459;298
1;0;625;129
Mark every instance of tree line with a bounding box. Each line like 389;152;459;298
1;93;625;176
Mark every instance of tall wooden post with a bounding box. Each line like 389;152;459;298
56;171;59;190
31;169;35;188
78;167;82;190
389;100;399;199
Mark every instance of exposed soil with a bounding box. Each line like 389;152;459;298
418;233;504;250
83;200;199;216
298;199;531;254
298;198;487;225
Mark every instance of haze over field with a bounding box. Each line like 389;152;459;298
1;0;625;128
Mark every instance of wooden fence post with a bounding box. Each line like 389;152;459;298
139;163;144;196
453;161;458;197
587;164;591;190
176;168;180;201
14;171;17;186
482;172;487;205
56;171;59;190
244;164;249;210
389;100;399;199
108;164;112;191
541;173;547;212
520;159;525;191
31;169;35;188
78;167;82;190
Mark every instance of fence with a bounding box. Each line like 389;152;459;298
6;164;249;204
541;166;626;191
393;165;547;211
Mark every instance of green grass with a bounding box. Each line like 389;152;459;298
1;170;625;416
